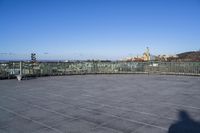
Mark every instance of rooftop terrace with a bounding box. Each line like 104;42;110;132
0;74;200;133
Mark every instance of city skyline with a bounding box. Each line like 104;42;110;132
0;0;200;60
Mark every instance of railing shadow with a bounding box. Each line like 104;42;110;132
23;76;37;80
168;110;200;133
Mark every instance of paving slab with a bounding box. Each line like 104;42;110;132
0;74;200;133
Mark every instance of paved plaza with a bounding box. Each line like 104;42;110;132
0;74;200;133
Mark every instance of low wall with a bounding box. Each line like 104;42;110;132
0;61;200;79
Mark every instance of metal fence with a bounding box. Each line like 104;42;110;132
0;61;200;79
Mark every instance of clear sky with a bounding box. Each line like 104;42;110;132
0;0;200;60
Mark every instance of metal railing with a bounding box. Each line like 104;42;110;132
0;61;200;79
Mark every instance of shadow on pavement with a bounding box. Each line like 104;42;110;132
23;76;37;80
168;110;200;133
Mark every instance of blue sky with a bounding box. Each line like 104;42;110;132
0;0;200;60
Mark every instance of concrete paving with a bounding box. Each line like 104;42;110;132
0;74;200;133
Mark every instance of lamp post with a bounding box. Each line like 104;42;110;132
17;61;22;81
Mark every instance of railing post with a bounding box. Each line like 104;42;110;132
20;61;22;75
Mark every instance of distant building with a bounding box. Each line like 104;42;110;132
143;47;150;61
123;47;151;62
123;48;200;62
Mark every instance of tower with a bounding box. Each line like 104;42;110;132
146;47;150;61
143;47;150;61
31;53;36;62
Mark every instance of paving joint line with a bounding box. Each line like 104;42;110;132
0;105;64;133
7;83;200;111
48;92;176;121
81;91;200;110
1;95;123;133
15;92;168;131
